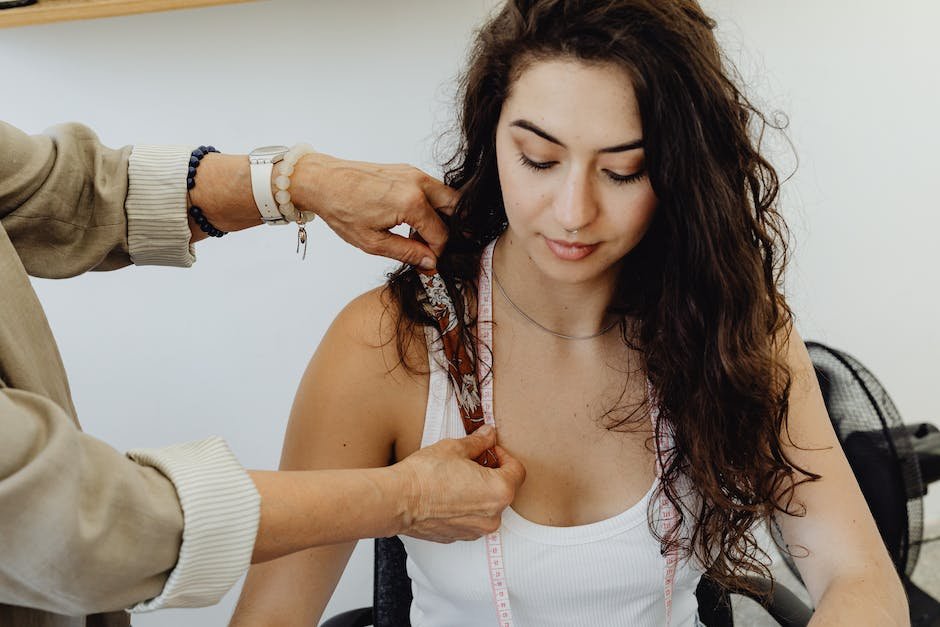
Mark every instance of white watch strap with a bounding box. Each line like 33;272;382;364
249;159;288;224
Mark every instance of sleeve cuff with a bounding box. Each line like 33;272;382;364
126;145;198;268
125;436;260;612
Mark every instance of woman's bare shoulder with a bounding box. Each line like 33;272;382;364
282;285;431;469
327;284;430;381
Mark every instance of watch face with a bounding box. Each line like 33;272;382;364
249;145;289;158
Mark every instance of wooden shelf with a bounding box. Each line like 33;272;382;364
0;0;255;28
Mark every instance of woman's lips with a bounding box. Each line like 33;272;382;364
544;237;599;261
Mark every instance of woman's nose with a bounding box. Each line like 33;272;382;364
554;168;598;234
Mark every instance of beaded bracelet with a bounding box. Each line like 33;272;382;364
273;143;317;259
187;145;226;238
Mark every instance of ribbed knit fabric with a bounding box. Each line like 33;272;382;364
126;145;196;267
125;436;260;611
399;334;704;626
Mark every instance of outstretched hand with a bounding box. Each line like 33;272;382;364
393;425;526;543
294;153;459;269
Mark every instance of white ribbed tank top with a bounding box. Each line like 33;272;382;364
399;258;704;626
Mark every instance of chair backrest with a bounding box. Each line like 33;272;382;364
373;537;412;627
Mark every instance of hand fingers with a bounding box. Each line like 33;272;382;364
402;195;450;258
493;444;527;490
371;231;438;269
419;176;460;217
458;424;497;459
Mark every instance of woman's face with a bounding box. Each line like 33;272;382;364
495;57;658;284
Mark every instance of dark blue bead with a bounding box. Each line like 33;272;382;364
189;156;200;167
198;145;207;152
189;206;200;217
206;146;217;153
188;166;197;178
187;179;195;190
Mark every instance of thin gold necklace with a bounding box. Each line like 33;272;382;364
492;272;620;341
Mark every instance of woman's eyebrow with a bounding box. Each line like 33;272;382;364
509;119;644;153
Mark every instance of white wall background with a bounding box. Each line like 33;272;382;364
1;0;937;624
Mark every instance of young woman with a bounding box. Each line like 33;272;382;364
231;1;907;625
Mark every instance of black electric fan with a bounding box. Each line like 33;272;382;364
773;341;940;626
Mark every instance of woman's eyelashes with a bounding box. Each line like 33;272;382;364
517;153;646;186
604;169;647;185
518;153;556;171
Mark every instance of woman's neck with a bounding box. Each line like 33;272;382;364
491;235;621;340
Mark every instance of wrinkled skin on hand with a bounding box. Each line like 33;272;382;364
393;426;526;543
296;154;460;269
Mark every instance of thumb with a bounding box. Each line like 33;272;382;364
373;231;437;269
493;444;527;489
459;424;497;458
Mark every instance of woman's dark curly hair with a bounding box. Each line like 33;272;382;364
388;0;816;593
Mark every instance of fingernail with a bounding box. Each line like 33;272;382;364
477;425;494;436
419;257;435;270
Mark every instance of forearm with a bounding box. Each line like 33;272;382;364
186;153;263;242
808;573;909;626
186;151;327;243
248;467;406;564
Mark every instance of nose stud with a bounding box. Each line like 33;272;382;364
564;227;580;235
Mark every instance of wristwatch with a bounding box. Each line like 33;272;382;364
248;145;290;225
